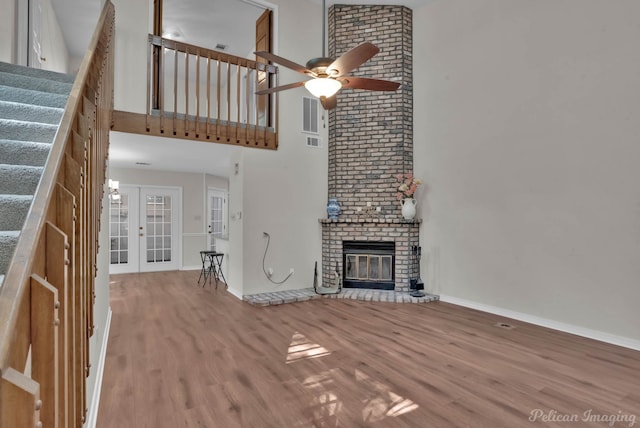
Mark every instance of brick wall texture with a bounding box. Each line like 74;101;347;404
321;5;420;291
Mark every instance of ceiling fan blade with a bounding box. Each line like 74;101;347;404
327;42;379;77
338;76;400;91
254;51;315;76
255;81;306;95
320;95;337;110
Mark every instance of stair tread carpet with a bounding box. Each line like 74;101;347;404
0;164;44;195
0;195;33;231
0;61;76;84
0;70;73;96
0;85;69;109
0;100;64;125
0;118;58;143
0;61;72;286
0;231;20;276
0;139;51;167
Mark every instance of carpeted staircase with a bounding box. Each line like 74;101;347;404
0;61;74;287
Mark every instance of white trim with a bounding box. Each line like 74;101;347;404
84;306;112;428
439;295;640;352
181;265;202;271
228;287;243;300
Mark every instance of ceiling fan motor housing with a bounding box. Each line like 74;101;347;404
305;57;337;77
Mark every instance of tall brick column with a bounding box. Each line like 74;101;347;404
321;5;419;292
328;5;413;216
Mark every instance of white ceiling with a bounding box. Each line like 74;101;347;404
109;132;238;175
51;0;433;178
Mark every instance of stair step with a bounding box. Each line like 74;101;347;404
0;230;20;276
0;140;51;167
0;85;68;109
0;164;43;195
0;100;64;125
0;61;76;84
0;71;73;96
0;118;58;143
0;195;33;231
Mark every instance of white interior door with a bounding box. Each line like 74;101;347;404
109;186;181;274
207;188;227;250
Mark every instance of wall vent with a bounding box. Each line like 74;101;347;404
306;136;321;148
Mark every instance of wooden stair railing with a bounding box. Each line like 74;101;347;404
0;1;114;427
111;35;280;150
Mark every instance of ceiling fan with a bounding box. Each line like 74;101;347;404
254;1;400;110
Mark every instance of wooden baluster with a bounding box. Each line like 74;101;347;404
173;44;178;135
195;50;200;137
252;63;261;142
236;63;240;142
1;368;40;428
146;36;152;132
226;60;231;141
31;273;60;428
245;64;250;143
206;54;211;138
184;47;189;136
55;185;75;428
216;59;221;140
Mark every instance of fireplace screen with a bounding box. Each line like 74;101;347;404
342;241;395;290
345;254;393;281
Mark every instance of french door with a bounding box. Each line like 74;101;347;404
109;186;181;274
207;188;227;250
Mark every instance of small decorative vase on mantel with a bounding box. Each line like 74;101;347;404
401;198;417;220
327;198;341;219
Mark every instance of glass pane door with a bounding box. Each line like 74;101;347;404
109;186;139;274
140;187;180;272
207;188;227;250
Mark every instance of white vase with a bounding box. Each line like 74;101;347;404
401;198;417;220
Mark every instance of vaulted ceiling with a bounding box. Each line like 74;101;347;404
51;0;432;177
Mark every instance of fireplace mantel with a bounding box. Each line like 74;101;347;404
320;218;422;225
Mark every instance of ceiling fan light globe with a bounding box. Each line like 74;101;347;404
305;78;342;98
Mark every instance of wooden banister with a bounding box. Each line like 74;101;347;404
0;1;115;427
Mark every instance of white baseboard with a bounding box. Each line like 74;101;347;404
181;265;202;271
84;307;112;428
227;286;243;300
439;295;640;352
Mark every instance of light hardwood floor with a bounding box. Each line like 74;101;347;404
97;271;640;427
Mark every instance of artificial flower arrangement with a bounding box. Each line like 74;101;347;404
395;173;422;200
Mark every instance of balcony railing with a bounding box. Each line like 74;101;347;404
112;35;279;150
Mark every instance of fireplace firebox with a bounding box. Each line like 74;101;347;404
343;241;395;290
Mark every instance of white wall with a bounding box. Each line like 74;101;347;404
111;0;149;113
239;0;327;296
414;0;640;344
85;182;112;427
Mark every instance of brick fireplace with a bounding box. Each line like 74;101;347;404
321;5;418;291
